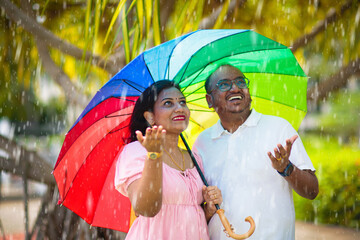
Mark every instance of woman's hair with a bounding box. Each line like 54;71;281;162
129;80;181;142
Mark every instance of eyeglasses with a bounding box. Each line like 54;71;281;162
209;77;250;93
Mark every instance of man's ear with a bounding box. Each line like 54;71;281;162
206;94;213;108
144;111;155;126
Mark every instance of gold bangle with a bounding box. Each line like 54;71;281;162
147;151;162;160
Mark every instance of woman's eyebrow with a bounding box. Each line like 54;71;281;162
161;96;185;101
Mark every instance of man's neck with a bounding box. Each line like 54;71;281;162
219;110;251;133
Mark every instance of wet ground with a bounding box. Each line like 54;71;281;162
1;199;359;239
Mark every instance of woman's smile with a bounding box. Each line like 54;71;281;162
172;115;186;121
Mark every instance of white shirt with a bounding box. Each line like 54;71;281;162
192;109;315;240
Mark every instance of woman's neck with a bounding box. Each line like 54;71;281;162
163;132;180;151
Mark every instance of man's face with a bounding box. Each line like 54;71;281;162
206;65;251;117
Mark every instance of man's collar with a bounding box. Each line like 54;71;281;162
211;109;261;139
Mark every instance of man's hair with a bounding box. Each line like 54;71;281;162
129;80;180;142
204;64;240;94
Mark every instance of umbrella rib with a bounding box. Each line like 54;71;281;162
105;113;132;118
188;109;214;112
164;31;197;80
61;124;130;205
179;45;297;90
179;58;207;92
175;31;288;83
140;53;157;84
91;146;124;225
119;79;147;94
178;31;248;88
183;86;206;99
56;101;135;173
189;117;204;128
116;96;138;102
181;51;305;100
186;96;206;103
108;124;131;134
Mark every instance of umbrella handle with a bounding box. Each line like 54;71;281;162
216;209;255;240
179;134;255;239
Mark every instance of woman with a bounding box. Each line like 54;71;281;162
115;80;222;239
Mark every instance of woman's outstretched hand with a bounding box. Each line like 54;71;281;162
136;125;166;153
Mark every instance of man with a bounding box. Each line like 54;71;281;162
193;65;319;239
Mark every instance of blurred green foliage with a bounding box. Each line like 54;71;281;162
318;90;360;139
294;134;360;228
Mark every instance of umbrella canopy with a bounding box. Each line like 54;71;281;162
175;30;307;145
53;29;308;232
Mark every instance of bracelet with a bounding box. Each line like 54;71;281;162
147;151;162;160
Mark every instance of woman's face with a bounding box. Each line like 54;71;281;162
149;87;190;134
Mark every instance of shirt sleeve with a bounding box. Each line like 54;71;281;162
114;141;147;197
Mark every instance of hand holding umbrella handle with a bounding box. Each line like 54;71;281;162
180;134;255;239
216;209;255;240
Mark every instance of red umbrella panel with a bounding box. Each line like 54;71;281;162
54;97;137;231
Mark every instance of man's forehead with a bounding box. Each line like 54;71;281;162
211;65;244;81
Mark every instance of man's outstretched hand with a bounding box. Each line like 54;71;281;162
267;135;298;172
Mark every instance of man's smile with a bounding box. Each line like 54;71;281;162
227;94;244;101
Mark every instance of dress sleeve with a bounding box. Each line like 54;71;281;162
114;141;147;197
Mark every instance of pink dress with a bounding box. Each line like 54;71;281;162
115;141;209;240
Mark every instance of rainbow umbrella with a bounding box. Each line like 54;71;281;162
53;29;307;233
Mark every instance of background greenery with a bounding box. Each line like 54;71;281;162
295;89;360;228
295;134;360;228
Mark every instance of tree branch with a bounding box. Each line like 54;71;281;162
291;0;358;52
307;58;360;103
0;135;55;185
0;0;119;75
19;0;88;107
198;0;246;29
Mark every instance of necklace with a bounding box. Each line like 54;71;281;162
164;148;185;171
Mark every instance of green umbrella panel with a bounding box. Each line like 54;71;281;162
173;30;307;146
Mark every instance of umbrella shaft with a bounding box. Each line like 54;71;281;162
180;133;220;210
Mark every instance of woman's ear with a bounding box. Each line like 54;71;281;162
144;111;155;126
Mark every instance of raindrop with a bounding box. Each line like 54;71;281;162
338;136;342;145
32;3;40;10
36;15;46;24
